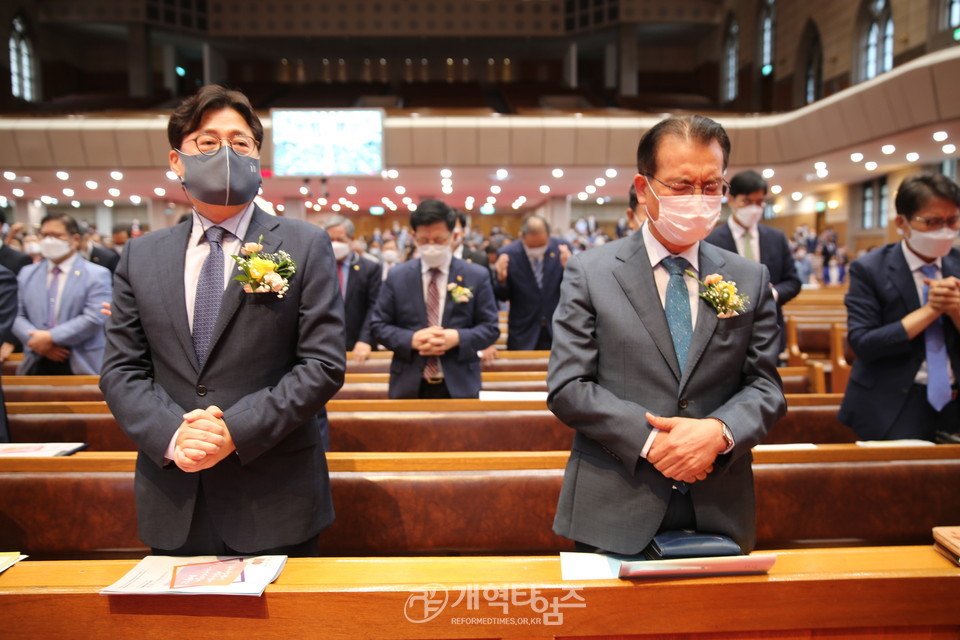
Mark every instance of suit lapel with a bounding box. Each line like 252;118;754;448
56;259;83;323
888;245;921;310
158;221;198;372
204;207;280;368
612;234;682;381
411;259;429;327
681;244;724;392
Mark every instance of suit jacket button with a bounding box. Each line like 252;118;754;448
678;398;688;409
196;385;207;396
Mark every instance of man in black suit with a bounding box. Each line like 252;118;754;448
453;211;489;268
0;211;31;363
0;265;16;441
79;223;120;273
324;215;382;364
705;170;801;352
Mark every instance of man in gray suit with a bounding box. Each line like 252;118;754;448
100;85;345;556
548;114;785;556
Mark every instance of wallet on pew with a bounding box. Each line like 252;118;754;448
643;530;743;560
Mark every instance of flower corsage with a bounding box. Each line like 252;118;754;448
686;270;748;318
447;276;474;303
231;236;296;298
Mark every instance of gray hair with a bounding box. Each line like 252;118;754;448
323;214;355;239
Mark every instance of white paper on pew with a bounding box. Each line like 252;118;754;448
0;442;87;457
0;552;27;575
478;390;549;401
560;552;776;580
100;555;287;596
855;439;936;447
753;443;819;451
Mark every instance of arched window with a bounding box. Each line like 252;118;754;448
949;0;960;29
9;15;35;102
760;0;775;77
805;31;823;104
861;0;893;81
723;17;739;103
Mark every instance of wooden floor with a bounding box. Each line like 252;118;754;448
1;546;957;639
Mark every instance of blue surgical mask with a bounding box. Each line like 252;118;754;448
177;146;261;206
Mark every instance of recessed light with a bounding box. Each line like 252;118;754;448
596;197;605;205
496;169;508;180
130;195;141;205
440;169;452;179
85;180;98;189
828;200;840;209
71;200;80;208
387;169;400;179
395;186;406;195
346;185;358;195
62;188;74;197
816;169;829;179
933;131;949;142
276;203;285;212
108;188;121;197
906;152;919;162
761;168;775;179
56;171;70;180
442;186;453;194
772;203;783;213
577;192;588;200
3;171;16;180
585;185;596;194
850;152;864;162
791;192;803;201
814;162;826;171
332;204;341;212
103;199;114;207
770;185;782;195
881;144;895;155
605;168;617;178
490;185;501;194
865;161;878;171
110;171;124;180
11;188;24;197
486;196;496;204
943;144;957;154
154;187;166;197
552;168;564;178
539;185;550;194
594;177;606;187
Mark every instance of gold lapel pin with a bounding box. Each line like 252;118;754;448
74;270;81;276
353;264;360;271
549;253;556;259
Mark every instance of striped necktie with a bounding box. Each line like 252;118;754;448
192;226;225;368
423;268;442;380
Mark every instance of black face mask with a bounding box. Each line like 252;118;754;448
177;146;261;206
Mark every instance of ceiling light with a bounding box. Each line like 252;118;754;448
440;169;452;179
318;198;328;206
305;201;313;208
828;200;840;209
865;161;878;171
299;185;309;195
276;204;285;213
407;203;417;211
761;168;775;179
552;168;564;178
770;185;782;195
387;169;400;179
816;169;829;179
442;186;453;195
772;203;783;213
395;186;406;195
490;185;501;194
881;144;895;155
496;168;508;180
346;185;358;195
108;188;121;197
906;152;920;162
130;195;141;205
791;192;803;201
110;171;124;180
596;197;605;205
585;185;596;194
850;152;864;162
594;177;606;187
56;171;70;180
332;204;341;212
11;188;24;197
943;144;957;154
85;180;98;189
166;170;179;181
3;171;15;180
486;196;496;204
605;168;617;178
154;187;166;197
814;162;826;171
71;200;80;208
62;188;75;197
539;185;550;194
577;192;588;200
104;199;114;207
933;131;949;142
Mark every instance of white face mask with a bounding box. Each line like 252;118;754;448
330;241;351;262
39;236;73;262
381;249;399;263
903;226;959;259
24;241;41;255
735;204;764;228
419;243;452;269
525;244;548;260
646;190;723;247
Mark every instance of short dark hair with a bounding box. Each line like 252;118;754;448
628;183;638;211
636;114;731;177
41;212;80;237
729;170;768;197
895;173;960;219
167;84;264;150
521;214;550;236
112;224;131;236
455;210;470;230
411;199;455;232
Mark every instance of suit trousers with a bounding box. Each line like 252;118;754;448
574;488;696;554
151;477;321;557
888;384;960;441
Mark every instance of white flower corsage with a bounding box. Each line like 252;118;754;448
447;276;474;303
686;270;748;318
231;235;296;298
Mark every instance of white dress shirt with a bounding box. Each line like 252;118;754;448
421;257;450;377
184;203;254;332
727;216;761;263
46;251;79;325
901;240;955;386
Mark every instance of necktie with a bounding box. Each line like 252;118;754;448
662;256;692;371
921;264;951;411
423;268;442;380
337;262;346;299
193;226;225;368
532;257;544;289
47;266;61;328
742;229;755;261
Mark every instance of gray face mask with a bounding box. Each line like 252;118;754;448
177;146;261;206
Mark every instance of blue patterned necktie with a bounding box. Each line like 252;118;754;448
920;264;951;411
662;256;693;371
193;226;226;368
532;257;544;289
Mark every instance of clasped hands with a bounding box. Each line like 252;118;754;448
174;405;236;473
645;413;727;485
411;326;459;356
26;330;70;362
924;276;960;317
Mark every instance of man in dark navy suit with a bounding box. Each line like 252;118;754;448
493;214;571;350
840;173;960;441
705;170;800;352
0;265;16;441
371;199;499;399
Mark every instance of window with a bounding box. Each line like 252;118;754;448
760;0;775;77
9;15;35;102
805;30;823;104
948;0;960;30
861;0;893;81
723;17;739;102
862;183;875;230
861;177;888;230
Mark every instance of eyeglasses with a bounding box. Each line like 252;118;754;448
182;134;258;157
911;215;960;231
646;175;729;197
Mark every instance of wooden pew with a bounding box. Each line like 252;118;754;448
1;546;957;640
0;446;957;559
2;547;957;640
347;350;552;373
831;322;854;393
5;394;853;451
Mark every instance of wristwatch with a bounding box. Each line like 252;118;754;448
716;419;734;453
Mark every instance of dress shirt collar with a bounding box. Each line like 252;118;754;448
191;202;255;246
900;239;942;273
47;251;79;276
642;221;700;274
420;256;451;277
727;214;758;240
